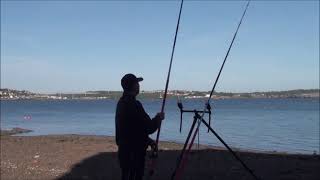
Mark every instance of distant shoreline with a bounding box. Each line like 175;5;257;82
1;88;319;100
1;96;319;101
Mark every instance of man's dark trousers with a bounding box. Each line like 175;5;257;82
118;146;146;180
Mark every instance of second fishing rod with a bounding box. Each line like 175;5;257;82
171;1;260;180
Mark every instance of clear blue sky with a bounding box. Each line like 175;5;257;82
1;1;319;93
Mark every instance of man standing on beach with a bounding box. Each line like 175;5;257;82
115;73;165;180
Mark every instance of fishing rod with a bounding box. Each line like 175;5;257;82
171;1;260;180
148;0;184;177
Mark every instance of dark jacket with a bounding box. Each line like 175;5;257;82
115;93;159;151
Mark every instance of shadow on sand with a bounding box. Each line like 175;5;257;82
56;149;320;180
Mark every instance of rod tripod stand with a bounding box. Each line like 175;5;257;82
172;101;260;180
177;100;212;133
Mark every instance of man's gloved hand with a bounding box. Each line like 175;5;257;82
154;112;165;126
155;112;165;120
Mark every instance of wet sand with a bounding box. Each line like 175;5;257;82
1;135;319;180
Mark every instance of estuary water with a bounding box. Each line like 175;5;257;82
1;98;319;154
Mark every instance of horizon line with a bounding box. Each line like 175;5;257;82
1;87;319;95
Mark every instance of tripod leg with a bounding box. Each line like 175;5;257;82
179;112;183;133
208;112;211;133
201;119;260;180
171;114;198;180
197;124;200;150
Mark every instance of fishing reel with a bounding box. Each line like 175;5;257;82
149;142;158;158
177;99;212;133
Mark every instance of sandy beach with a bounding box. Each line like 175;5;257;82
0;134;319;180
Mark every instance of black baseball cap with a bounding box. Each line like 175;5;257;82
121;73;143;91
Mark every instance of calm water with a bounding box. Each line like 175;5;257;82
1;98;319;154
